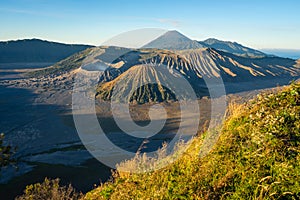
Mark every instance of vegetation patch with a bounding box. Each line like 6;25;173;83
85;83;300;200
16;178;82;200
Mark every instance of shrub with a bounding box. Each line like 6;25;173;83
0;133;14;167
16;178;82;200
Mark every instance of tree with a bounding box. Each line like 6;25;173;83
0;133;14;167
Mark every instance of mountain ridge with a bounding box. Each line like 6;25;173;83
0;38;94;63
10;31;300;104
199;38;267;58
261;48;300;59
142;30;268;58
95;47;300;102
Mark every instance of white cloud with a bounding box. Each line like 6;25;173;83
157;18;181;27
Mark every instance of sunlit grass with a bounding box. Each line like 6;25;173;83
85;82;300;200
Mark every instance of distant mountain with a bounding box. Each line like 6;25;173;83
21;33;300;104
0;39;93;63
96;48;300;102
142;30;204;50
142;31;267;58
27;45;300;103
261;49;300;60
199;38;267;58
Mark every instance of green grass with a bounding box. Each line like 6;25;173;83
85;83;300;200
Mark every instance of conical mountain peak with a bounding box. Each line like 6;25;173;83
143;30;204;50
161;30;190;39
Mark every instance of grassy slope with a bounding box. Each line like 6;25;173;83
85;83;300;200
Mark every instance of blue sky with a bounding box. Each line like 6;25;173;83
1;0;300;49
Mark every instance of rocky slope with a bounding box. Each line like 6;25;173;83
3;45;299;104
199;38;267;58
96;48;300;102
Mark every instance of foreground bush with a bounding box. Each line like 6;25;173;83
85;83;300;200
16;178;82;200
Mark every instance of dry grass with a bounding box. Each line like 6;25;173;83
84;83;300;200
15;178;83;200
